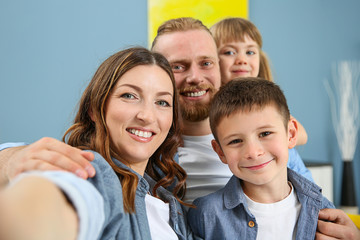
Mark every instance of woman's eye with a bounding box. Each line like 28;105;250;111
157;100;171;107
259;131;271;138
120;93;135;99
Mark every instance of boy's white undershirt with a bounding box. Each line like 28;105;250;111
245;182;302;240
145;194;178;240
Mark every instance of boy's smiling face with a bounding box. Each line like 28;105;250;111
211;104;297;188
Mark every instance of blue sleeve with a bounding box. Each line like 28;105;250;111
287;148;314;182
0;142;27;151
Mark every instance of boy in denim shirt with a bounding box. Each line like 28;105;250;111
187;78;334;240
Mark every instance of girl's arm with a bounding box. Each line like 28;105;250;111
0;176;78;240
291;115;308;146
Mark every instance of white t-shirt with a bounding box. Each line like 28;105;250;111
145;194;178;240
245;182;302;240
178;134;232;203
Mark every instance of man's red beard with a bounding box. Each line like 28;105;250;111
179;84;217;122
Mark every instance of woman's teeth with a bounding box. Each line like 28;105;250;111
128;129;153;138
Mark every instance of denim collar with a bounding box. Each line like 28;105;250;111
223;168;324;210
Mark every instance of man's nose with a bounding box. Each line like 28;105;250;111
186;65;203;84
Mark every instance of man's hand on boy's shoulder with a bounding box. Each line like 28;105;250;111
1;137;95;182
316;208;360;240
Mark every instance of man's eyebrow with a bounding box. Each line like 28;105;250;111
168;58;189;64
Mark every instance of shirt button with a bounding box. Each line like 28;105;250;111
248;221;255;228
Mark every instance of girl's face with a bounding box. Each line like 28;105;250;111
218;35;260;85
105;65;174;175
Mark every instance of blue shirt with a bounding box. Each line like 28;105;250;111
187;168;335;240
11;150;194;240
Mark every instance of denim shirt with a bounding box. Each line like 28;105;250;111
18;150;193;240
187;168;334;240
85;151;194;240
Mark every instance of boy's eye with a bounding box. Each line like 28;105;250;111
259;131;271;138
228;139;242;145
156;100;171;107
121;93;135;99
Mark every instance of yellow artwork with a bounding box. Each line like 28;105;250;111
148;0;248;46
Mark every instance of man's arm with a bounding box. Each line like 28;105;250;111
317;208;360;240
0;137;95;185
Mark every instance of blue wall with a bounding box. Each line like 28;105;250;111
1;0;359;208
0;0;148;142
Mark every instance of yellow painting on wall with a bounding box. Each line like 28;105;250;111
148;0;248;46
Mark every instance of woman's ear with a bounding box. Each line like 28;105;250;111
88;108;95;122
287;118;298;149
211;139;228;164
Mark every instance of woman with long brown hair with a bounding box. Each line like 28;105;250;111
0;47;193;240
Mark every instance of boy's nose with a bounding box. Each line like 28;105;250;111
243;141;264;160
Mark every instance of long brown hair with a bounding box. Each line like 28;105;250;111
63;47;188;212
211;17;273;82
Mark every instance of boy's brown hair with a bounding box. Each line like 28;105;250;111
209;77;290;142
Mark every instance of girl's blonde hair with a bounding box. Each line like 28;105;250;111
210;17;273;82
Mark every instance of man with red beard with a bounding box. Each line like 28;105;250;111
0;17;359;240
150;18;233;203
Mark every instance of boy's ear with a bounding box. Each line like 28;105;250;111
211;139;228;164
287;119;298;149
